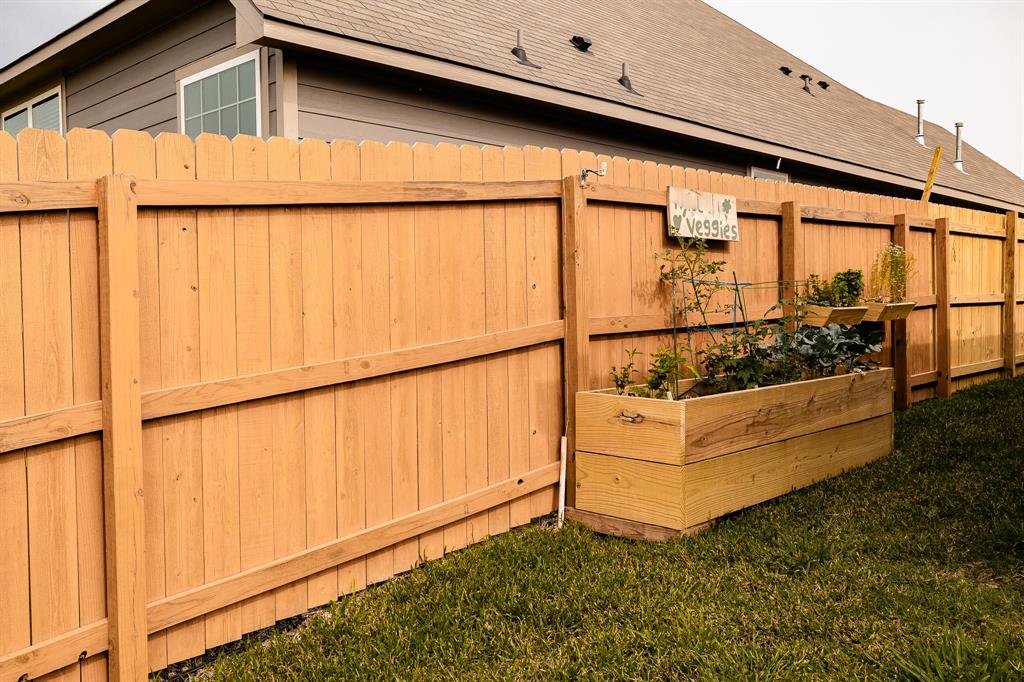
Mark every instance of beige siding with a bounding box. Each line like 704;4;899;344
295;62;748;175
65;1;235;135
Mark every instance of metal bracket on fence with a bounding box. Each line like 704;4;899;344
580;161;607;186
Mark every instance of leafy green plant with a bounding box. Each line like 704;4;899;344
645;346;694;398
868;244;917;303
806;269;864;307
609;348;641;395
790;323;883;377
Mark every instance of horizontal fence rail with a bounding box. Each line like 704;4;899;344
0;128;1018;681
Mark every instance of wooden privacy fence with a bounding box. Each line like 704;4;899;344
0;128;1019;681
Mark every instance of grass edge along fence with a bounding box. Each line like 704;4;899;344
0;127;1019;681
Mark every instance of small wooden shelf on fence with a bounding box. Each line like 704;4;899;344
571;369;894;538
862;301;916;322
801;304;869;326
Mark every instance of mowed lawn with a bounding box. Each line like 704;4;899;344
199;377;1024;680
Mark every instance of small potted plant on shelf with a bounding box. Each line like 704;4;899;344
801;269;869;326
861;244;917;322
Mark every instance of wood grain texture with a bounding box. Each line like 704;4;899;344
935;218;952;397
801;305;869;327
0;464;559;682
131;178;561;206
683;415;892;526
1004;211;1017;378
67;127;112;682
18;127;80;682
565;507;700;541
685;369;893;463
97;174;149;681
576;391;685;465
575;451;685;529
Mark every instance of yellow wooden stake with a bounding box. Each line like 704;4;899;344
921;146;943;202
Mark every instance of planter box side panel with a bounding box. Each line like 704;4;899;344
863;301;916;322
683;414;893;526
576;391;685;465
684;369;893;464
575;451;685;529
803;305;868;327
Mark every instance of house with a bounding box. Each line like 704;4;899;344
1;0;1021;213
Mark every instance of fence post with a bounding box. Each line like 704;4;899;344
561;176;589;507
892;215;912;409
1004;210;1018;378
780;201;803;326
98;174;148;680
935;217;952;398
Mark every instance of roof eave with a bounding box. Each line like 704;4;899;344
0;0;154;102
255;17;1022;213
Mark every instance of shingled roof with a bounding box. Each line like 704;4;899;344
251;0;1024;208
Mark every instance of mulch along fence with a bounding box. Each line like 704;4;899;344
0;127;1019;681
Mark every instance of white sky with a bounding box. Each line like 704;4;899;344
2;0;1022;179
705;0;1024;179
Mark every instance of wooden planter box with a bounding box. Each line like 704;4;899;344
802;304;869;327
862;301;915;322
573;369;894;538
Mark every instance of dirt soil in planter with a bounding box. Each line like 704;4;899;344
192;377;1024;681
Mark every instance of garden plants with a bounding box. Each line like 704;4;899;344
573;238;894;537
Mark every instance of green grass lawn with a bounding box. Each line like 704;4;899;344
200;377;1024;680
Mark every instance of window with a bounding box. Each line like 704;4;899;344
2;87;62;136
179;51;260;139
750;166;790;183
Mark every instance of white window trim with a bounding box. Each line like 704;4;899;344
2;85;63;134
178;49;262;137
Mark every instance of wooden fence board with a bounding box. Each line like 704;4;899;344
111;127;167;671
67;127;112;682
19;128;80;682
232;134;277;632
331;139;368;595
195;133;243;649
484;145;512;537
154;132;206;665
267;136;309;616
299;138;340;605
386;142;420;568
0;130;30;666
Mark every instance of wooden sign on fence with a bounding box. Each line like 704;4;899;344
667;187;740;241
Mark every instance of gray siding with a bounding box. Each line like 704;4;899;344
295;63;748;175
65;1;235;135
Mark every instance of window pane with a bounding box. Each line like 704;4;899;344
3;108;28;136
184;82;201;118
202;111;219;135
201;74;219;112
220;104;238;138
219;67;238;106
238;98;257;135
238;59;256;100
184;116;202;139
31;95;60;132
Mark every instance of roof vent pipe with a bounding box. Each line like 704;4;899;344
618;62;641;95
954;122;964;172
511;29;540;68
915;99;925;145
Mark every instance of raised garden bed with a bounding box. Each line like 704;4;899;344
573;368;894;537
